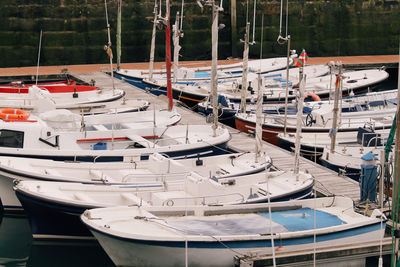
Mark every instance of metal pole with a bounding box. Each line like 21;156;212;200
116;0;122;70
282;35;291;135
104;0;115;94
330;63;342;154
173;12;181;85
165;0;173;111
149;1;158;81
230;0;237;58
211;1;219;137
380;150;385;208
255;72;263;163
35;30;43;85
240;22;250;113
294;75;306;178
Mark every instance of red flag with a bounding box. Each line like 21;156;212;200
105;44;113;59
296;49;309;67
335;74;341;89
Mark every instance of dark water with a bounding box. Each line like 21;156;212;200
0;214;114;267
0;67;397;267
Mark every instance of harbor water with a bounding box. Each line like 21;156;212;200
0;66;398;267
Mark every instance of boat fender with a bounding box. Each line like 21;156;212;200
0;108;30;121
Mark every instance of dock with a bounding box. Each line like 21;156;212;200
1;55;396;266
70;70;388;266
73;70;360;200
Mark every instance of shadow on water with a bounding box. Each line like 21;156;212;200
0;214;114;267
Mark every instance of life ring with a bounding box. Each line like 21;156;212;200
304;92;321;101
0;108;30;121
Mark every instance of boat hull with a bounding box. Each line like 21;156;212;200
88;221;384;267
15;190;94;239
13;175;313;239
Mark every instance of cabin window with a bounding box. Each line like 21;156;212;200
0;130;24;148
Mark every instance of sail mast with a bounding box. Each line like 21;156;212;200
149;1;158;81
164;0;173;111
104;0;115;94
211;0;219;137
116;0;122;70
240;22;250;113
294;75;306;178
173;12;182;85
330;63;342;154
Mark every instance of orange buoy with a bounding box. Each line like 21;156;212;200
304;92;321;101
0;108;30;121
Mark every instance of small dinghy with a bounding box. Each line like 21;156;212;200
14;169;313;239
0;112;231;162
277;126;389;161
235;102;395;145
37;108;181;131
0;85;125;109
1;152;271;210
80;196;386;267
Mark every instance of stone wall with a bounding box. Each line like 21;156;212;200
0;0;398;68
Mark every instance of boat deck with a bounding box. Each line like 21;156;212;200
73;71;360;200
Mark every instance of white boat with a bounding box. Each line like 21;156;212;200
277;126;389;160
116;58;292;107
0;113;231;162
0;152;271;210
117;57;291;83
56;98;150;115
80;196;386;266
261;68;389;103
320;145;385;181
14;169;314;239
235;100;395;145
0;85;125;109
37;108;181;131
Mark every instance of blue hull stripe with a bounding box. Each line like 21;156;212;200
87;221;383;249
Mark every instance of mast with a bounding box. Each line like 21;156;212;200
294;75;306;178
240;22;250;113
255;71;263;162
104;0;115;94
330;63;342;154
211;0;219;137
35;30;43;85
282;35;291;135
240;0;256;113
116;0;122;70
173;12;182;85
277;0;291;135
149;1;158;81
164;0;173;111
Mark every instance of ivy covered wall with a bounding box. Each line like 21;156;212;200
0;0;398;68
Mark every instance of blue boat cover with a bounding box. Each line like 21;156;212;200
167;208;346;236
